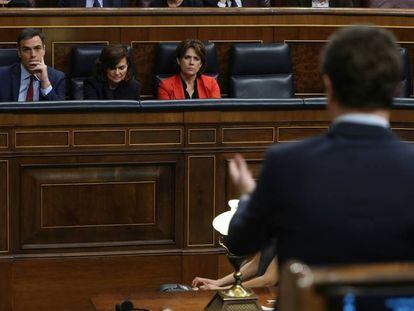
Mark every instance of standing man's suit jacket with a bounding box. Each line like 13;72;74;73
58;0;128;7
283;0;360;6
0;63;66;102
227;122;414;267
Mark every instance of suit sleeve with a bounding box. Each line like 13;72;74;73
226;149;277;256
157;80;171;100
209;79;221;98
43;71;66;101
83;79;100;100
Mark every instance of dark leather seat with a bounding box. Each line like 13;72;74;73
0;49;19;67
399;47;412;98
229;43;295;99
70;45;136;100
70;45;106;100
153;42;219;97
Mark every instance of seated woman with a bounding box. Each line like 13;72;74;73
157;39;221;100
83;45;140;100
192;242;278;290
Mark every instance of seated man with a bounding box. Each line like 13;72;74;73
283;0;360;6
0;28;65;102
58;0;128;7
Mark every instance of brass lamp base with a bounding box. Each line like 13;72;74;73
204;287;262;311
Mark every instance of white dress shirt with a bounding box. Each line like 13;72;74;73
312;0;329;7
86;0;103;7
333;113;390;128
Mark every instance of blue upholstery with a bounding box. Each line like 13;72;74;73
399;47;412;98
70;45;107;100
0;48;19;67
229;43;295;99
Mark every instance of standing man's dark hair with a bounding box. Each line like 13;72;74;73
321;26;402;109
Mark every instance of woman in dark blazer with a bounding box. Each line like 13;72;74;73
83;45;140;100
157;39;221;100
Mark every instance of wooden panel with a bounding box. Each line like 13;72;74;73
41;181;155;228
393;128;414;142
277;126;328;142
12;255;182;311
0;260;12;311
187;156;215;246
222;127;274;144
130;128;182;146
20;161;176;250
188;128;216;145
287;41;326;95
73;130;126;147
0;133;8;149
15;131;69;148
0;161;8;253
182;254;218;285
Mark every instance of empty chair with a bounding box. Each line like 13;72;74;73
0;48;19;67
229;43;295;99
153;41;219;97
70;45;106;100
399;47;412;98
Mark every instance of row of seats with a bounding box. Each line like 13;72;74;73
0;43;411;99
70;42;295;99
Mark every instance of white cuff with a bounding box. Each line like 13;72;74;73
41;85;53;96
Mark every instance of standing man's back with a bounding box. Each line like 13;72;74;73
226;26;414;267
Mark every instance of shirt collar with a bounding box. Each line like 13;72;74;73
20;64;31;80
333;113;389;129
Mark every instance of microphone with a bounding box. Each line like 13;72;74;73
115;299;149;311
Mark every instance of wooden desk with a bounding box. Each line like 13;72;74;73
92;287;277;311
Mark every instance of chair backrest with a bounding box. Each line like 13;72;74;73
0;48;19;67
280;260;414;311
229;43;295;99
399;47;412;98
70;45;106;100
153;41;219;97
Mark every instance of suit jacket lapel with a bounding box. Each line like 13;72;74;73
11;63;20;102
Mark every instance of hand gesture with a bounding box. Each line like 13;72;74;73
229;154;256;196
30;57;50;89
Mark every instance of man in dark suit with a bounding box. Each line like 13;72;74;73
226;26;414;267
58;0;128;7
0;28;65;102
283;0;360;6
